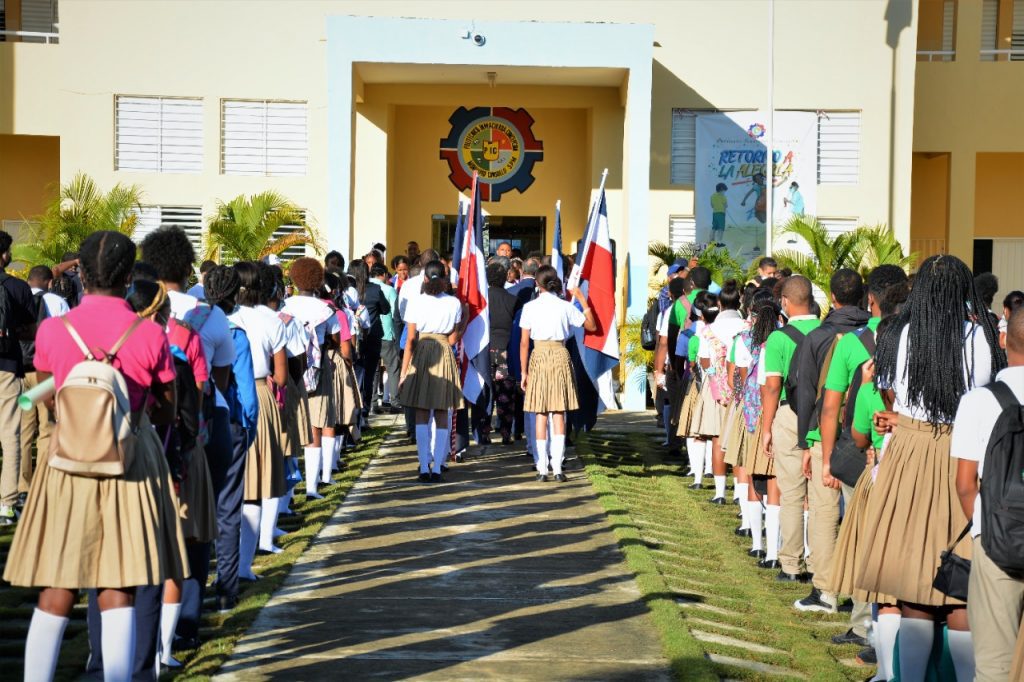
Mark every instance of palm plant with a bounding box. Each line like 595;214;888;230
13;173;142;266
620;316;653;388
846;224;917;281
205;191;322;263
648;241;743;285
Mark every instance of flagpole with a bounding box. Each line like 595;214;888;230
569;168;608;291
765;0;775;257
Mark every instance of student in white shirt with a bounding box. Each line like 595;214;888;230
398;260;466;481
186;260;217;300
952;308;1024;682
228;262;287;577
283;258;345;499
519;266;596;482
27;266;70;319
861;255;1005;682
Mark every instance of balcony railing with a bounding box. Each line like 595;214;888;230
0;30;59;44
980;49;1024;62
917;50;956;62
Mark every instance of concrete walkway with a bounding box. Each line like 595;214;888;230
218;415;671;681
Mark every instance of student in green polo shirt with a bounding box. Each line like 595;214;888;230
760;276;820;584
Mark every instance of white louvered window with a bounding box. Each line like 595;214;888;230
817;112;861;185
670;110;697;185
818;217;859;239
982;0;1000;60
272;210;309;260
1013;0;1024;60
133;206;204;254
19;0;58;41
115;97;203;173
941;0;956;55
221;100;308;176
669;215;696;250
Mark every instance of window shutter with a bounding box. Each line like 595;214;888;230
132;206;204;254
115;96;202;173
818;217;858;239
670;110;696;185
982;0;999;60
272;210;309;260
669;215;696;250
817;112;860;185
941;0;955;53
222;100;307;176
1013;0;1024;61
20;0;57;40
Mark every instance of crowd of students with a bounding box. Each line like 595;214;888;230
654;254;1024;681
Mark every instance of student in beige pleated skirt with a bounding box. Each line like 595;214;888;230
398;260;467;482
678;294;718;488
4;231;188;681
520;266;596;483
854;255;1004;681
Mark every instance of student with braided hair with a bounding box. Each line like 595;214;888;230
856;255;1005;682
5;231;188;682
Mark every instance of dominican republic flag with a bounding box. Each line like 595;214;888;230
551;199;565;288
450;198;466;286
568;177;619;406
456;172;490;404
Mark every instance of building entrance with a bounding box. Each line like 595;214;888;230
431;214;547;258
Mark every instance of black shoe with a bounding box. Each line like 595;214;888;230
16;492;27;508
454;451;465;463
793;587;838;613
418;473;430;483
477;434;491;446
536;474;548;482
430;473;443;483
748;549;766;559
855;646;877;665
216;595;238;614
667;448;682;458
732;497;741;505
502;435;513;445
734;527;752;537
831;628;870;647
709;497;727;505
173;635;201;651
373;405;386;415
687;483;703;490
776;570;804;582
554;473;568;483
757;559;781;570
736;510;744;519
441;464;450;472
389;405;402;414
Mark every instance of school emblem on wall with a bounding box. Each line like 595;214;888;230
439;107;543;201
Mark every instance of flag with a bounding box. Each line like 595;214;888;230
450;199;466;285
551;199;565;288
456;172;490;404
572;175;619;411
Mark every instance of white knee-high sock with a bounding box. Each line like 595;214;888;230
714;475;727;500
259;498;282;553
158;602;181;667
319;436;336;484
875;613;901;681
946;629;974;682
24;608;68;682
304;446;322;498
736;483;750;528
101;607;136;682
550;435;566;475
414;425;431;473
803;509;811;559
239;503;260;579
704;447;715;477
277;490;292;517
749;500;764;551
687;439;705;485
765;504;782;561
536;440;549;476
432;427;450;473
897;618;934;682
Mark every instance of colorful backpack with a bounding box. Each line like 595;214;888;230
701;325;730;402
740;330;764;433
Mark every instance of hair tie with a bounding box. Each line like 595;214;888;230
429;273;441;280
138;282;168;319
706;306;719;313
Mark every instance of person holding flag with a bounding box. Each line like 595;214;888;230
520;266;596;482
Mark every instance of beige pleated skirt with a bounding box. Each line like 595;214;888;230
399;333;465;412
329;349;361;426
282;376;313;457
4;417;189;589
245;381;286;501
179;446;217;544
676;377;700;438
690;381;723;437
745;418;774;477
721;401;747;467
854;416;970;606
524;341;579;414
306;357;337;430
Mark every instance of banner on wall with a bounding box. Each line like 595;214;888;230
694;111;818;262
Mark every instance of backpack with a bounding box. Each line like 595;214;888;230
20;290;49;370
295;304;336;393
49;317;144;478
162;346;200;485
830;328;878;487
640;300;659;351
0;274;15;356
980;381;1024;578
780;325;807;410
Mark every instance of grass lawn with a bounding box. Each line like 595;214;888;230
578;425;871;682
0;426;384;681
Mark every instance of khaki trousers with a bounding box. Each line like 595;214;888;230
968;536;1024;681
19;372;52;494
842;482;871;638
0;371;23;507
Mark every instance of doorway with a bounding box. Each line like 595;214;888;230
431;214;546;258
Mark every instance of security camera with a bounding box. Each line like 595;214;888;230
472;33;486;46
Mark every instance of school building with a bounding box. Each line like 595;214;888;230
0;0;1020;406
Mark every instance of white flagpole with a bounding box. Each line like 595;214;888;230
765;0;775;257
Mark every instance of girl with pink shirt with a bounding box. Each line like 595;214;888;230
4;231;188;682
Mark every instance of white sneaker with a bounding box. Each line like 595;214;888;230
0;505;18;526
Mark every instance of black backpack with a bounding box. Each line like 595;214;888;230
640;300;660;351
980;381;1024;578
20;290;48;370
830;328;877;487
0;274;15;356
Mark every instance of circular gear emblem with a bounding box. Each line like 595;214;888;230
440;107;543;202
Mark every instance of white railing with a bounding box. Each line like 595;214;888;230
917;50;956;62
980;49;1024;61
0;30;59;44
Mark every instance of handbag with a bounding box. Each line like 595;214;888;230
830;429;867;488
933;522;973;602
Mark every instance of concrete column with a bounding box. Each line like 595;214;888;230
326;44;353;258
947;150;975;267
954;0;982;59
